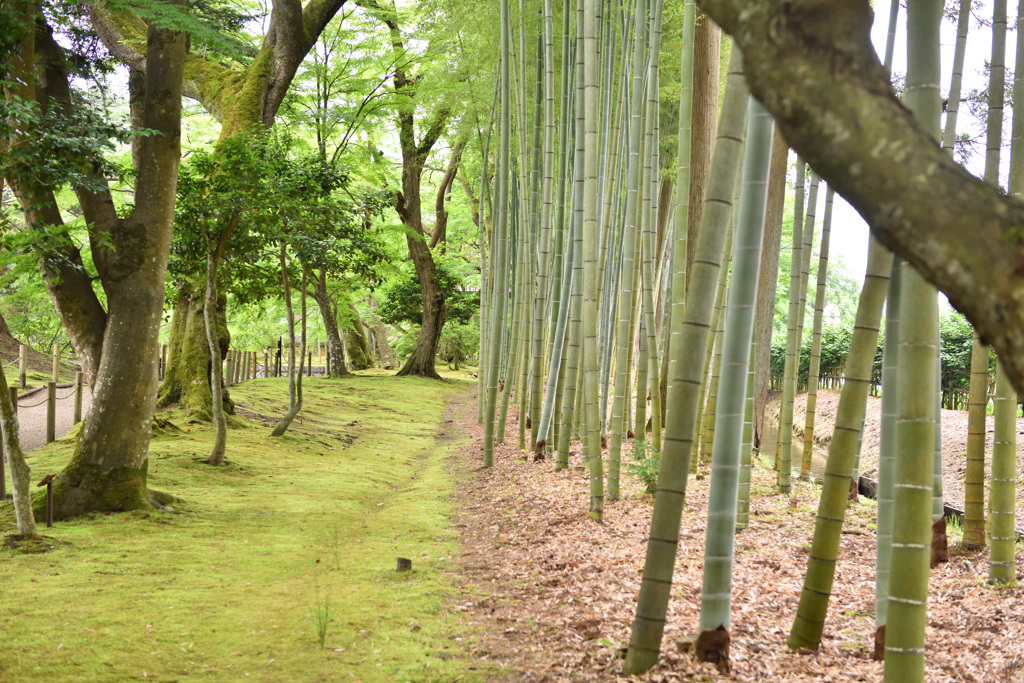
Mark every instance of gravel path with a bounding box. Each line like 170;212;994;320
14;383;93;452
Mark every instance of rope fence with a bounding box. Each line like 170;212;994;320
17;386;81;409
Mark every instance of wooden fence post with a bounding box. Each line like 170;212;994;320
46;381;56;443
74;371;83;424
51;344;59;383
18;344;26;389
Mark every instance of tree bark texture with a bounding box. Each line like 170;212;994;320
4;13;188;519
684;13;720;283
310;269;350;377
752;129;788;448
343;299;374;370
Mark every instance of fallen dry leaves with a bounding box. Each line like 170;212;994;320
447;388;1024;681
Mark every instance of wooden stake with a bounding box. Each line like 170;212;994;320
46;381;56;443
74;371;83;424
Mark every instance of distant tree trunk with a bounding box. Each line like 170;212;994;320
309;269;349;377
684;13;720;282
0;363;37;537
0;311;14;341
367;296;398;368
343;299;374;370
271;250;307;437
357;0;451;380
158;283;232;419
752;130;788;447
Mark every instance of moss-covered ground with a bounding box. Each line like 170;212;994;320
0;370;493;682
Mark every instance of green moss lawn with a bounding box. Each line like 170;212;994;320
0;371;493;682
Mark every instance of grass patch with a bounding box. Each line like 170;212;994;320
0;372;492;681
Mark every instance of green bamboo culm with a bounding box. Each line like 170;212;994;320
875;254;900;644
556;20;586;470
801;186;834;477
622;48;749;677
582;0;604;522
884;0;941;678
528;0;556;448
786;232;893;650
989;360;1017;582
990;0;1024;582
639;0;665;455
695;95;774;670
483;0;513;468
736;342;755;532
964;0;1009;550
663;0;696;488
607;0;651;496
776;161;806;493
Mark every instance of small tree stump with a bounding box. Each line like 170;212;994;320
396;557;412;572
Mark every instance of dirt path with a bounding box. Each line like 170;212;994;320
14;384;92;452
772;389;1024;513
451;387;1024;682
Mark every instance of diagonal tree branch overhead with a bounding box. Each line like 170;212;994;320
699;0;1024;392
87;0;347;129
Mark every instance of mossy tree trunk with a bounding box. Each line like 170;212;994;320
90;0;350;415
4;7;187;519
158;282;232;419
0;358;37;537
343;298;374;370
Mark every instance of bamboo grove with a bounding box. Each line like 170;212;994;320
476;0;1019;678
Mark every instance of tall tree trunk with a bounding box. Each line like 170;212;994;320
271;253;307;437
685;14;720;283
752;130;788;448
357;0;451;380
4;9;186;519
104;0;349;415
310;269;350;377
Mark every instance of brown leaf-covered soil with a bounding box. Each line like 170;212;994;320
781;389;1024;514
449;388;1024;681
